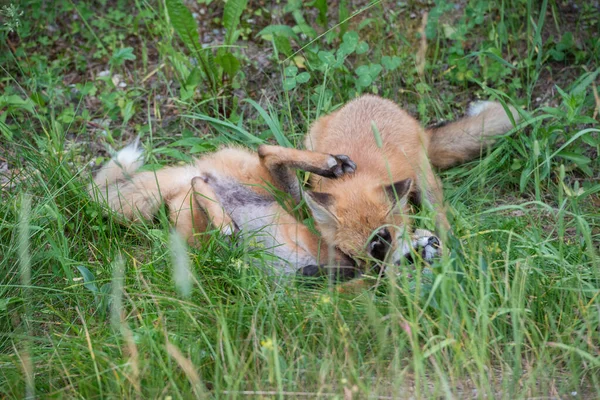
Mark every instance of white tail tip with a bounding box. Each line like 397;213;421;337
466;101;496;117
114;139;144;172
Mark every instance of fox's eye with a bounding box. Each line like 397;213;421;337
368;228;392;261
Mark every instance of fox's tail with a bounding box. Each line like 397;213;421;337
91;138;144;192
427;101;520;169
89;140;184;221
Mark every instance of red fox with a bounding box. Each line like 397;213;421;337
89;140;441;278
90;94;516;278
297;95;519;271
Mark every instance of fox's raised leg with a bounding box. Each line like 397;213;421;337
191;176;237;236
258;145;357;202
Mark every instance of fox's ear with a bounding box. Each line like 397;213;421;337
384;178;412;209
305;191;338;226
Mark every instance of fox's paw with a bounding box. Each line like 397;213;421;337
403;229;442;264
394;229;442;264
297;265;323;277
326;154;357;178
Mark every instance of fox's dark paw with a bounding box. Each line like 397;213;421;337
297;265;324;277
408;229;442;263
397;229;442;265
297;265;361;283
296;265;326;288
326;154;357;177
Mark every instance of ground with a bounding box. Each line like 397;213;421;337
0;0;599;398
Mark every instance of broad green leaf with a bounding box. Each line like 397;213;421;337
318;51;335;66
519;166;532;192
166;0;217;91
356;41;369;54
342;31;358;47
369;63;383;77
0;95;35;113
257;25;299;40
100;283;112;295
284;65;298;77
273;36;293;57
337;41;355;56
357;74;372;87
185;67;203;88
217;52;241;77
77;266;99;293
110;47;136;67
166;0;200;54
283;78;297;91
295;72;310;84
223;0;248;45
557;151;591;166
291;9;317;39
180;85;195;101
203;50;219;91
355;65;369;76
582;133;600;146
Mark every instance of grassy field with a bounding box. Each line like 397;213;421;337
1;0;599;398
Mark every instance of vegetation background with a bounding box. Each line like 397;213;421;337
1;0;599;398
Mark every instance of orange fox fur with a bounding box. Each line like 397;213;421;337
301;94;519;266
89;142;362;276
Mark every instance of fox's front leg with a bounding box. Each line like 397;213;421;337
335;230;442;294
258;144;356;203
397;229;442;264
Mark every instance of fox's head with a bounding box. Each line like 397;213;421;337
305;177;413;269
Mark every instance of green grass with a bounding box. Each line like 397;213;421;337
1;0;599;398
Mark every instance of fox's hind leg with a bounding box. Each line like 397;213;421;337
191;176;237;236
168;187;208;246
258;144;356;202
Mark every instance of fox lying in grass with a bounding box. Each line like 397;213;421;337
90;139;441;279
90;94;517;279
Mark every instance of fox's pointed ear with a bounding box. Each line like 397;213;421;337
384;178;412;208
304;191;338;225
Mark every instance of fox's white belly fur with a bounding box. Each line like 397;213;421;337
204;172;318;274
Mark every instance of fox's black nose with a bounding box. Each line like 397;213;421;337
368;228;392;261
